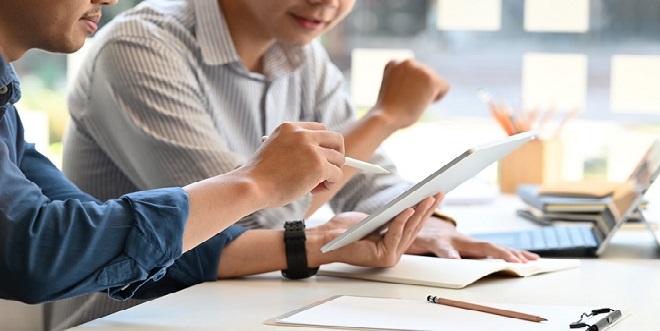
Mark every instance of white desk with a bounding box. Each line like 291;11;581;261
71;197;660;330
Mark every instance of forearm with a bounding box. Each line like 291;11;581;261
183;170;268;252
215;203;440;279
216;228;335;278
215;229;287;278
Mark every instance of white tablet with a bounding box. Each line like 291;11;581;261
320;131;537;252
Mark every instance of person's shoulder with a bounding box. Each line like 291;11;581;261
98;0;195;44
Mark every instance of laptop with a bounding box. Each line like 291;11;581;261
472;139;660;257
321;131;537;253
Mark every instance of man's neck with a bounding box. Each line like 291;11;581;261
218;0;274;73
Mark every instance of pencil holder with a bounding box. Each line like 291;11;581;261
498;139;562;193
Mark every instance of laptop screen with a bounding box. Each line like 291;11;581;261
629;140;660;192
596;140;660;254
610;140;660;221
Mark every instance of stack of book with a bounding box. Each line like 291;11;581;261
516;182;644;225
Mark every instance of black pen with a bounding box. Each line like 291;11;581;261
586;309;622;331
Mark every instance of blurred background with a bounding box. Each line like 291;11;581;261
13;0;660;186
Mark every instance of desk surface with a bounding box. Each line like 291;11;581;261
72;196;660;330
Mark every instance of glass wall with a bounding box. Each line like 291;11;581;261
328;0;660;182
13;0;660;182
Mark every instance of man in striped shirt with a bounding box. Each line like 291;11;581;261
65;0;537;262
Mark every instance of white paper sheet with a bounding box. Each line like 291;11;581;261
271;296;613;331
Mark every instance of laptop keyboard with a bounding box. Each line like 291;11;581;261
519;226;598;250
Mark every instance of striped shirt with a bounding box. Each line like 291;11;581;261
63;0;411;229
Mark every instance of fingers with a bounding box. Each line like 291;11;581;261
426;234;462;259
383;195;440;260
281;121;328;131
383;60;396;76
521;250;540;260
314;141;346;192
485;245;537;263
272;122;345;159
381;208;415;256
311;182;331;194
375;59;451;130
457;240;538;263
282;123;345;193
413;194;443;237
431;245;461;259
252;122;346;207
383;59;450;102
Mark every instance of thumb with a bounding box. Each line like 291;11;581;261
383;60;398;75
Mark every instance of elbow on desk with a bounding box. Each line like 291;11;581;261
0;271;63;304
0;251;95;304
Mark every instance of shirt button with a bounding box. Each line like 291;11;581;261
0;86;7;95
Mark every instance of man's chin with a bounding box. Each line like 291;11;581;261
44;34;89;55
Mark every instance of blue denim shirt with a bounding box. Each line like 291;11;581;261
0;56;247;303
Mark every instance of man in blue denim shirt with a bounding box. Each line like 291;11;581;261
0;0;441;305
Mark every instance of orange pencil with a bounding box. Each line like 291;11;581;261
426;295;548;323
477;89;515;135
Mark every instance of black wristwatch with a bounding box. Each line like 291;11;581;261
282;220;319;279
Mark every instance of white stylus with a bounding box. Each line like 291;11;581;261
261;136;389;174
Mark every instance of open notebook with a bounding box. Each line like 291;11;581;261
318;254;580;289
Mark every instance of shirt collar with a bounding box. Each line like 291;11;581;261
193;0;307;78
0;55;21;107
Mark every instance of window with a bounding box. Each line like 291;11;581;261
322;0;660;183
13;0;660;185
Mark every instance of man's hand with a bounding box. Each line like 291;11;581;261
241;122;346;209
309;194;443;268
406;217;540;263
370;59;450;131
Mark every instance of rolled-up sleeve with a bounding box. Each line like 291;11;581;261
128;225;248;300
0;180;188;304
0;132;190;303
103;189;189;301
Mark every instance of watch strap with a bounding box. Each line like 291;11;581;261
282;220;318;279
